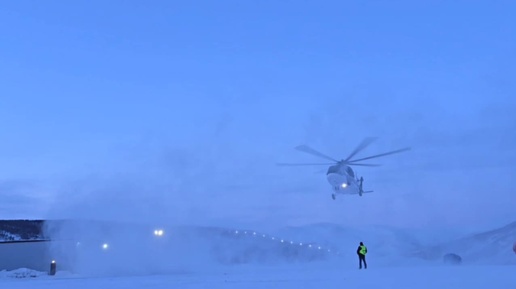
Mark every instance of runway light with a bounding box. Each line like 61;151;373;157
341;183;348;188
154;229;164;236
102;243;109;250
235;230;239;234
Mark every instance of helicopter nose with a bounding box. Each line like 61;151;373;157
327;174;346;187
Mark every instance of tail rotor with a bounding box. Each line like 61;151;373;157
358;176;373;196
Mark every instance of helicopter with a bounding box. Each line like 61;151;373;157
277;137;410;200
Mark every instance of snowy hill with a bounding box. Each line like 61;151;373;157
45;219;514;276
270;221;516;266
413;221;516;265
43;221;338;276
2;219;515;275
271;223;425;266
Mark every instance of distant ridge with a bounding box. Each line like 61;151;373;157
412;220;516;265
2;219;515;265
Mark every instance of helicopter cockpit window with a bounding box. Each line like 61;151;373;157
327;166;340;174
346;167;355;177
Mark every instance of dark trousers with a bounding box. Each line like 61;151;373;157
359;254;367;269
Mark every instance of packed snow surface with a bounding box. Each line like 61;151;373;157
0;264;515;289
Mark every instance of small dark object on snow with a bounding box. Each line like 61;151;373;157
49;260;56;275
443;253;462;265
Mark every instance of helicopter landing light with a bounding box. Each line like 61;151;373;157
341;183;348;188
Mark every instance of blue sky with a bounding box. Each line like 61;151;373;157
1;1;515;231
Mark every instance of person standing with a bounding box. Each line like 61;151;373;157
357;241;367;269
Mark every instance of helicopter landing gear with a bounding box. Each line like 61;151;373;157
359;176;364;196
332;194;335;200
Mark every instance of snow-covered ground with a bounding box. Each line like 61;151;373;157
1;263;515;289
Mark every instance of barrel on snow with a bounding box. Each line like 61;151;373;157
443;253;462;265
49;260;56;276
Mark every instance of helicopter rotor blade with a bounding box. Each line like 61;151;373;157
343;137;378;162
348;147;411;163
294;145;339;163
347;163;382;167
276;162;335;166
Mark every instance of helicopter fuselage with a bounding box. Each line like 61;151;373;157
326;164;360;195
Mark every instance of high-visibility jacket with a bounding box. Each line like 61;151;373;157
359;245;367;255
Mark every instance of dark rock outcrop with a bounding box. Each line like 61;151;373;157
443;253;462;265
